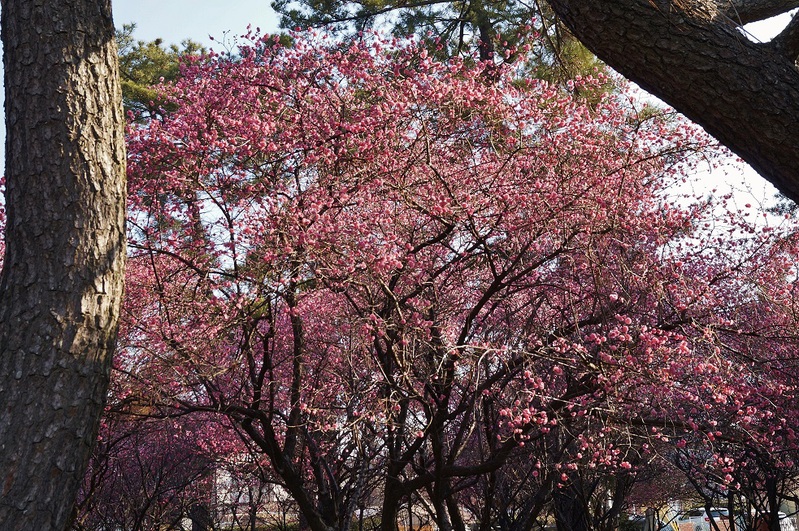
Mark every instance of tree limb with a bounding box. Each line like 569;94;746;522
547;0;799;202
770;11;799;58
720;0;799;25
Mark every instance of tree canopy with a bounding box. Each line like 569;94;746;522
80;30;799;531
277;0;799;202
116;24;204;116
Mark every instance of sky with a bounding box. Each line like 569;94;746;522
113;1;281;49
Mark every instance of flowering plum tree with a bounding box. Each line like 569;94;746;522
72;365;270;531
119;31;799;531
72;414;217;531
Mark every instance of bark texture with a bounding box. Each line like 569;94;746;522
546;0;799;202
0;1;126;529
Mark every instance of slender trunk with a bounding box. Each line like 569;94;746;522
703;500;719;531
553;485;590;531
249;496;257;531
0;1;126;529
445;487;466;531
767;477;780;531
380;477;403;531
602;476;631;531
511;472;555;531
431;486;452;531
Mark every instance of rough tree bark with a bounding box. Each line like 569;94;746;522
545;0;799;202
0;1;126;530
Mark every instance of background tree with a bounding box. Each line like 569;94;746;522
72;414;217;531
0;1;126;530
114;30;799;531
274;0;605;82
116;24;205;117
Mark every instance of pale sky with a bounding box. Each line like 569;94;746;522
113;0;281;49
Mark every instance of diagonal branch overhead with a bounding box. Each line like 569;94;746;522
721;0;799;24
546;0;799;202
771;11;799;58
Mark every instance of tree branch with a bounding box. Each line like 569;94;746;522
769;11;799;58
547;0;799;202
719;0;799;25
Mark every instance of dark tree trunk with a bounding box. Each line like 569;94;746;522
546;0;799;202
190;504;213;531
0;1;126;530
766;477;780;531
379;477;403;531
553;486;591;531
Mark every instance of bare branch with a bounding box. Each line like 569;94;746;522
769;11;799;58
719;0;799;25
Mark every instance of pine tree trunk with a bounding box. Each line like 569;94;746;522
0;1;126;529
